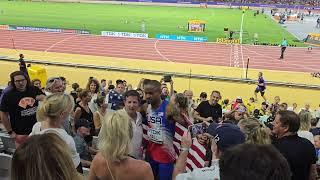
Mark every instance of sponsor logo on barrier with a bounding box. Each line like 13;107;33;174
0;25;9;30
10;25;62;32
156;34;208;42
101;31;148;38
216;38;240;44
305;33;320;46
8;25;90;34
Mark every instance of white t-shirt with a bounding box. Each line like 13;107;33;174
176;160;220;180
89;93;98;113
129;112;143;159
298;130;314;144
30;122;81;167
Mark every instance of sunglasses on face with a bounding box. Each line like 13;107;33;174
48;77;61;83
14;79;26;83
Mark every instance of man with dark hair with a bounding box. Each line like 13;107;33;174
108;79;125;110
142;79;175;180
173;123;245;179
279;38;288;59
122;90;143;159
254;72;267;102
199;92;207;102
272;110;317;180
219;144;291;180
194;90;222;123
18;54;29;77
73;119;97;167
100;79;107;95
0;71;44;146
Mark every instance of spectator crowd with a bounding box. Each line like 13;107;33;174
212;0;320;6
1;61;320;180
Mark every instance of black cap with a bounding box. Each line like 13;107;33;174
75;119;92;130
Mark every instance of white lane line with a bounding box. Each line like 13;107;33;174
45;34;79;52
154;39;171;62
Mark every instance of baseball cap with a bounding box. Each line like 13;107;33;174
207;123;245;152
75;119;92;130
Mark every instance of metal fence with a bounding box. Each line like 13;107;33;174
1;56;319;90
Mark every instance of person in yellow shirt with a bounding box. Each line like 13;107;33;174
246;97;256;116
259;102;270;116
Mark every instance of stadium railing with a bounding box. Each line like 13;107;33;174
1;56;320;90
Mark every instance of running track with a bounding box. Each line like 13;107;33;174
0;30;319;73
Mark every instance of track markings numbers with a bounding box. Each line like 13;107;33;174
232;44;240;68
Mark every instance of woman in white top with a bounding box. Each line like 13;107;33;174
30;93;82;172
298;110;314;144
86;78;100;113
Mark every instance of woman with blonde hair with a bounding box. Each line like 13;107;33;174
298;111;314;144
11;133;82;180
30;93;82;172
238;118;271;145
88;111;153;180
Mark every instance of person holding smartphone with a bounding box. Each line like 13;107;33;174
172;123;245;179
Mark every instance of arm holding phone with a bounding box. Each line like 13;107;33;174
193;111;213;122
172;132;192;180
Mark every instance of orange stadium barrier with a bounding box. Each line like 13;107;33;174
0;25;9;30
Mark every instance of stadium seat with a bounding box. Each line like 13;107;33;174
0;153;12;180
0;133;15;154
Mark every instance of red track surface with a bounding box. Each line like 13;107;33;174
0;30;319;73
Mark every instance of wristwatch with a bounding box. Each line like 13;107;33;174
181;148;189;152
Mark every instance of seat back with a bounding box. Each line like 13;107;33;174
0;133;15;154
0;153;12;180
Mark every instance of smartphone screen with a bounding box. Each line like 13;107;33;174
189;123;207;138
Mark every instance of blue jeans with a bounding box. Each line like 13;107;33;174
147;157;174;180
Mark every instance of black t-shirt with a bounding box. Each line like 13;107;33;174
272;134;317;180
0;86;43;135
195;101;222;122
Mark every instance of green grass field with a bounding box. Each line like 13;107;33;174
0;1;300;44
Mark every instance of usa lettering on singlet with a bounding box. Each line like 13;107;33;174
147;105;165;144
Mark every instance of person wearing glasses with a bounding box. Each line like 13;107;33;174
0;71;45;147
45;77;64;95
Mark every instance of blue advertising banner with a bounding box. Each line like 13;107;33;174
156;34;208;42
